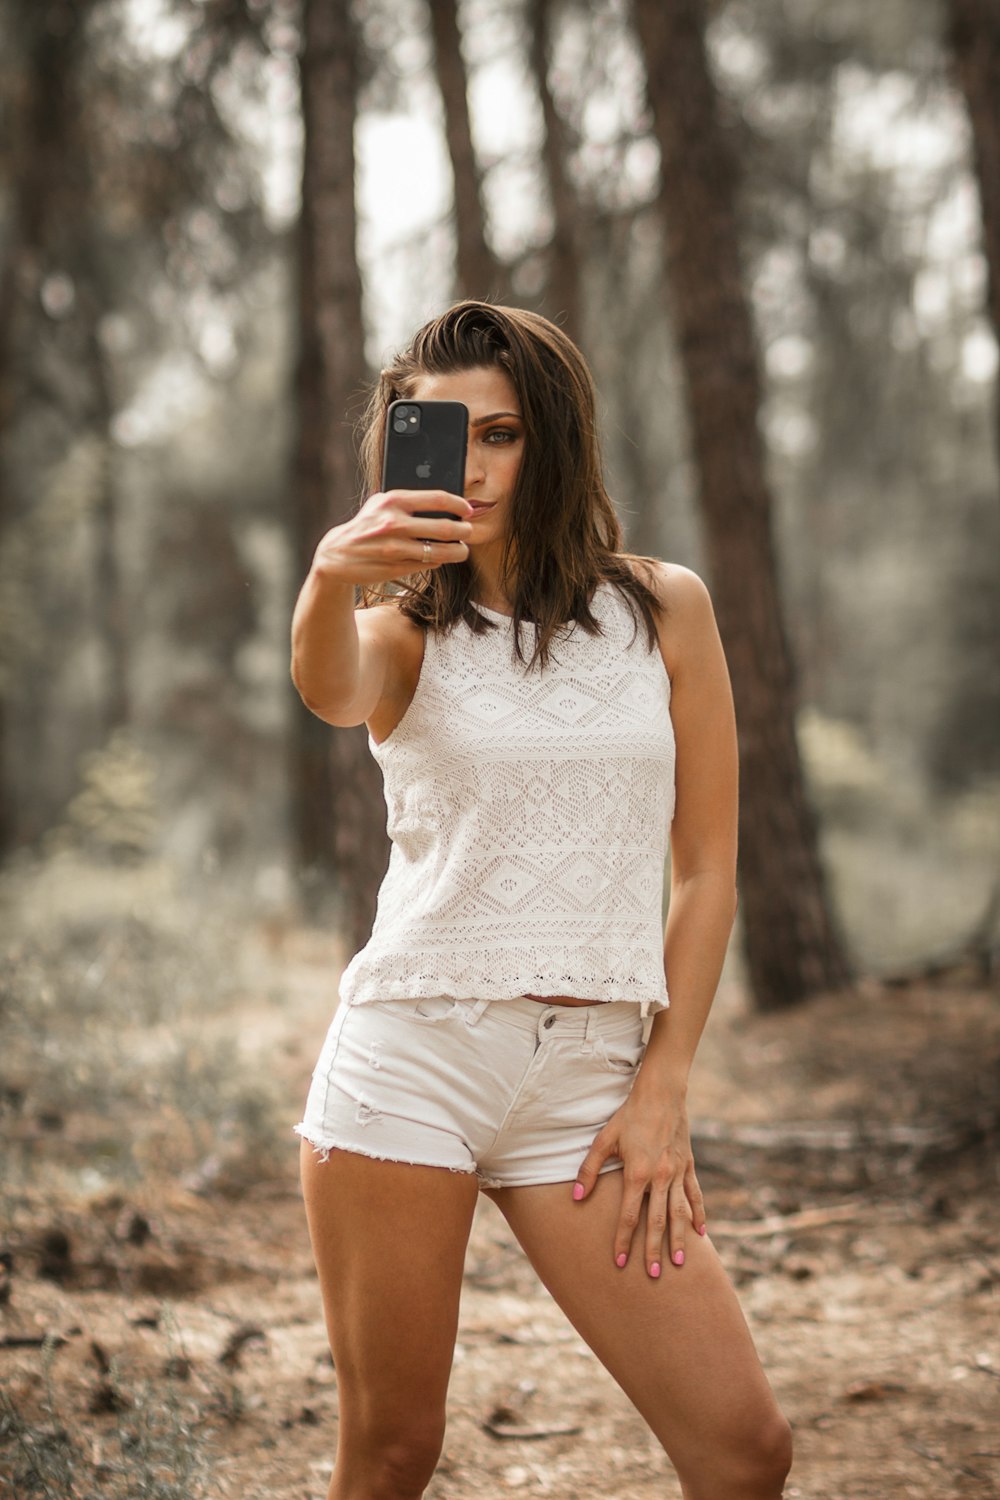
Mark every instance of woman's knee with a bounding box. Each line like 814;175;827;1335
680;1408;793;1499
734;1409;794;1495
756;1410;794;1488
338;1415;445;1500
370;1434;443;1500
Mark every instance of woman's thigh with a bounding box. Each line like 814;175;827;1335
487;1171;789;1482
300;1141;479;1438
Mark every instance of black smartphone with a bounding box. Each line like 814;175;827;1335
381;400;468;530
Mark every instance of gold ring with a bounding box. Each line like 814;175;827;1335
422;540;432;566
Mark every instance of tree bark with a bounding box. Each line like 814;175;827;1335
0;4;34;853
948;0;1000;474
295;0;386;946
427;0;505;301
0;0;127;851
632;0;852;1010
526;0;582;342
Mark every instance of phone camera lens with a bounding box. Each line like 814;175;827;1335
391;403;420;435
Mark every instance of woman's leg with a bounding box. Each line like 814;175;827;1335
300;1140;480;1500
487;1172;793;1500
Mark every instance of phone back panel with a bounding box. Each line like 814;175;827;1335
381;401;468;495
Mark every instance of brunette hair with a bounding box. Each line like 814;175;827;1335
356;300;664;670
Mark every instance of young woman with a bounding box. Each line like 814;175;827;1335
291;302;793;1500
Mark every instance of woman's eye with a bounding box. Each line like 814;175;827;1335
484;429;517;444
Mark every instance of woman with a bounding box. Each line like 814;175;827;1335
291;301;793;1500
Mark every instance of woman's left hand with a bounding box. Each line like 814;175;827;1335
572;1088;707;1276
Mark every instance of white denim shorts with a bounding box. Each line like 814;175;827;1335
293;995;649;1190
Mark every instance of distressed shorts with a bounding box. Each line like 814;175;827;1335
293;995;649;1190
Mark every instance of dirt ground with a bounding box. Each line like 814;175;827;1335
2;920;998;1500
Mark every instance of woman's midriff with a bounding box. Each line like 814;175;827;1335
523;994;599;1007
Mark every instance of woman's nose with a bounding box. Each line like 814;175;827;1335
464;449;485;491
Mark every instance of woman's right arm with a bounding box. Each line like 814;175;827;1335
290;488;473;726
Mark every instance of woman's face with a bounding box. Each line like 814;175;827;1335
407;366;524;557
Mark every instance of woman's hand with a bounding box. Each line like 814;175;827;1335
572;1087;707;1276
312;489;473;586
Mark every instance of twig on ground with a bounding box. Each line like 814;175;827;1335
707;1200;910;1238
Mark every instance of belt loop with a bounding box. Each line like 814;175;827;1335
583;1005;600;1046
463;998;492;1027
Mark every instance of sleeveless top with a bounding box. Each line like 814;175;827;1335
337;579;676;1016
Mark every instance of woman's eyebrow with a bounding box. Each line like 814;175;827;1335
470;411;522;425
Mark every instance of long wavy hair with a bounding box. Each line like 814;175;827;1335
356;301;664;671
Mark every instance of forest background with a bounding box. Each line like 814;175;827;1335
0;2;998;1498
2;0;998;978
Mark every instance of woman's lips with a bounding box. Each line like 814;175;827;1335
468;502;495;514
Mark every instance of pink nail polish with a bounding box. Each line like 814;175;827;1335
572;1182;585;1201
673;1250;685;1266
650;1262;661;1278
616;1253;627;1268
698;1224;707;1236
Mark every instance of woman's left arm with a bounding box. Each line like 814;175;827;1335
572;563;739;1276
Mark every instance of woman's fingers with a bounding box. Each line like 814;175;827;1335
575;1122;706;1276
667;1177;694;1268
572;1129;615;1201
612;1169;650;1270
575;1140;659;1272
632;1167;691;1277
385;488;473;534
644;1176;670;1278
411;536;470;568
685;1162;708;1238
613;1159;701;1276
372;491;472;569
313;490;473;583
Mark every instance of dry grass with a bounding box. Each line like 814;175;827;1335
0;1326;213;1499
0;849;295;1497
0;850;288;1206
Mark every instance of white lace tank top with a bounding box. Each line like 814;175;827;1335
337;579;676;1015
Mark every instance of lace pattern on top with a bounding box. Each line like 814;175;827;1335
338;580;676;1015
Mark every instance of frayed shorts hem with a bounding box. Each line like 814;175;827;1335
294;1123;496;1185
293;1122;627;1192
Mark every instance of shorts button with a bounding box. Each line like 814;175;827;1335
543;1015;555;1028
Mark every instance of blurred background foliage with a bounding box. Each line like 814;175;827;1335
0;0;997;981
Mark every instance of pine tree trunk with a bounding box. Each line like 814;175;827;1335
632;0;852;1010
295;0;386;947
0;6;31;852
86;310;129;735
0;0;127;850
526;0;582;342
427;0;505;301
948;0;1000;476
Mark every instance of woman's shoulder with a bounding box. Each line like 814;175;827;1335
356;596;426;684
356;596;424;645
620;554;710;608
618;557;719;680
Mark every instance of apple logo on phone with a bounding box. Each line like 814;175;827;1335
416;461;432;478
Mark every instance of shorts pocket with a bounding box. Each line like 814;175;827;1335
594;1031;646;1076
372;995;460;1025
